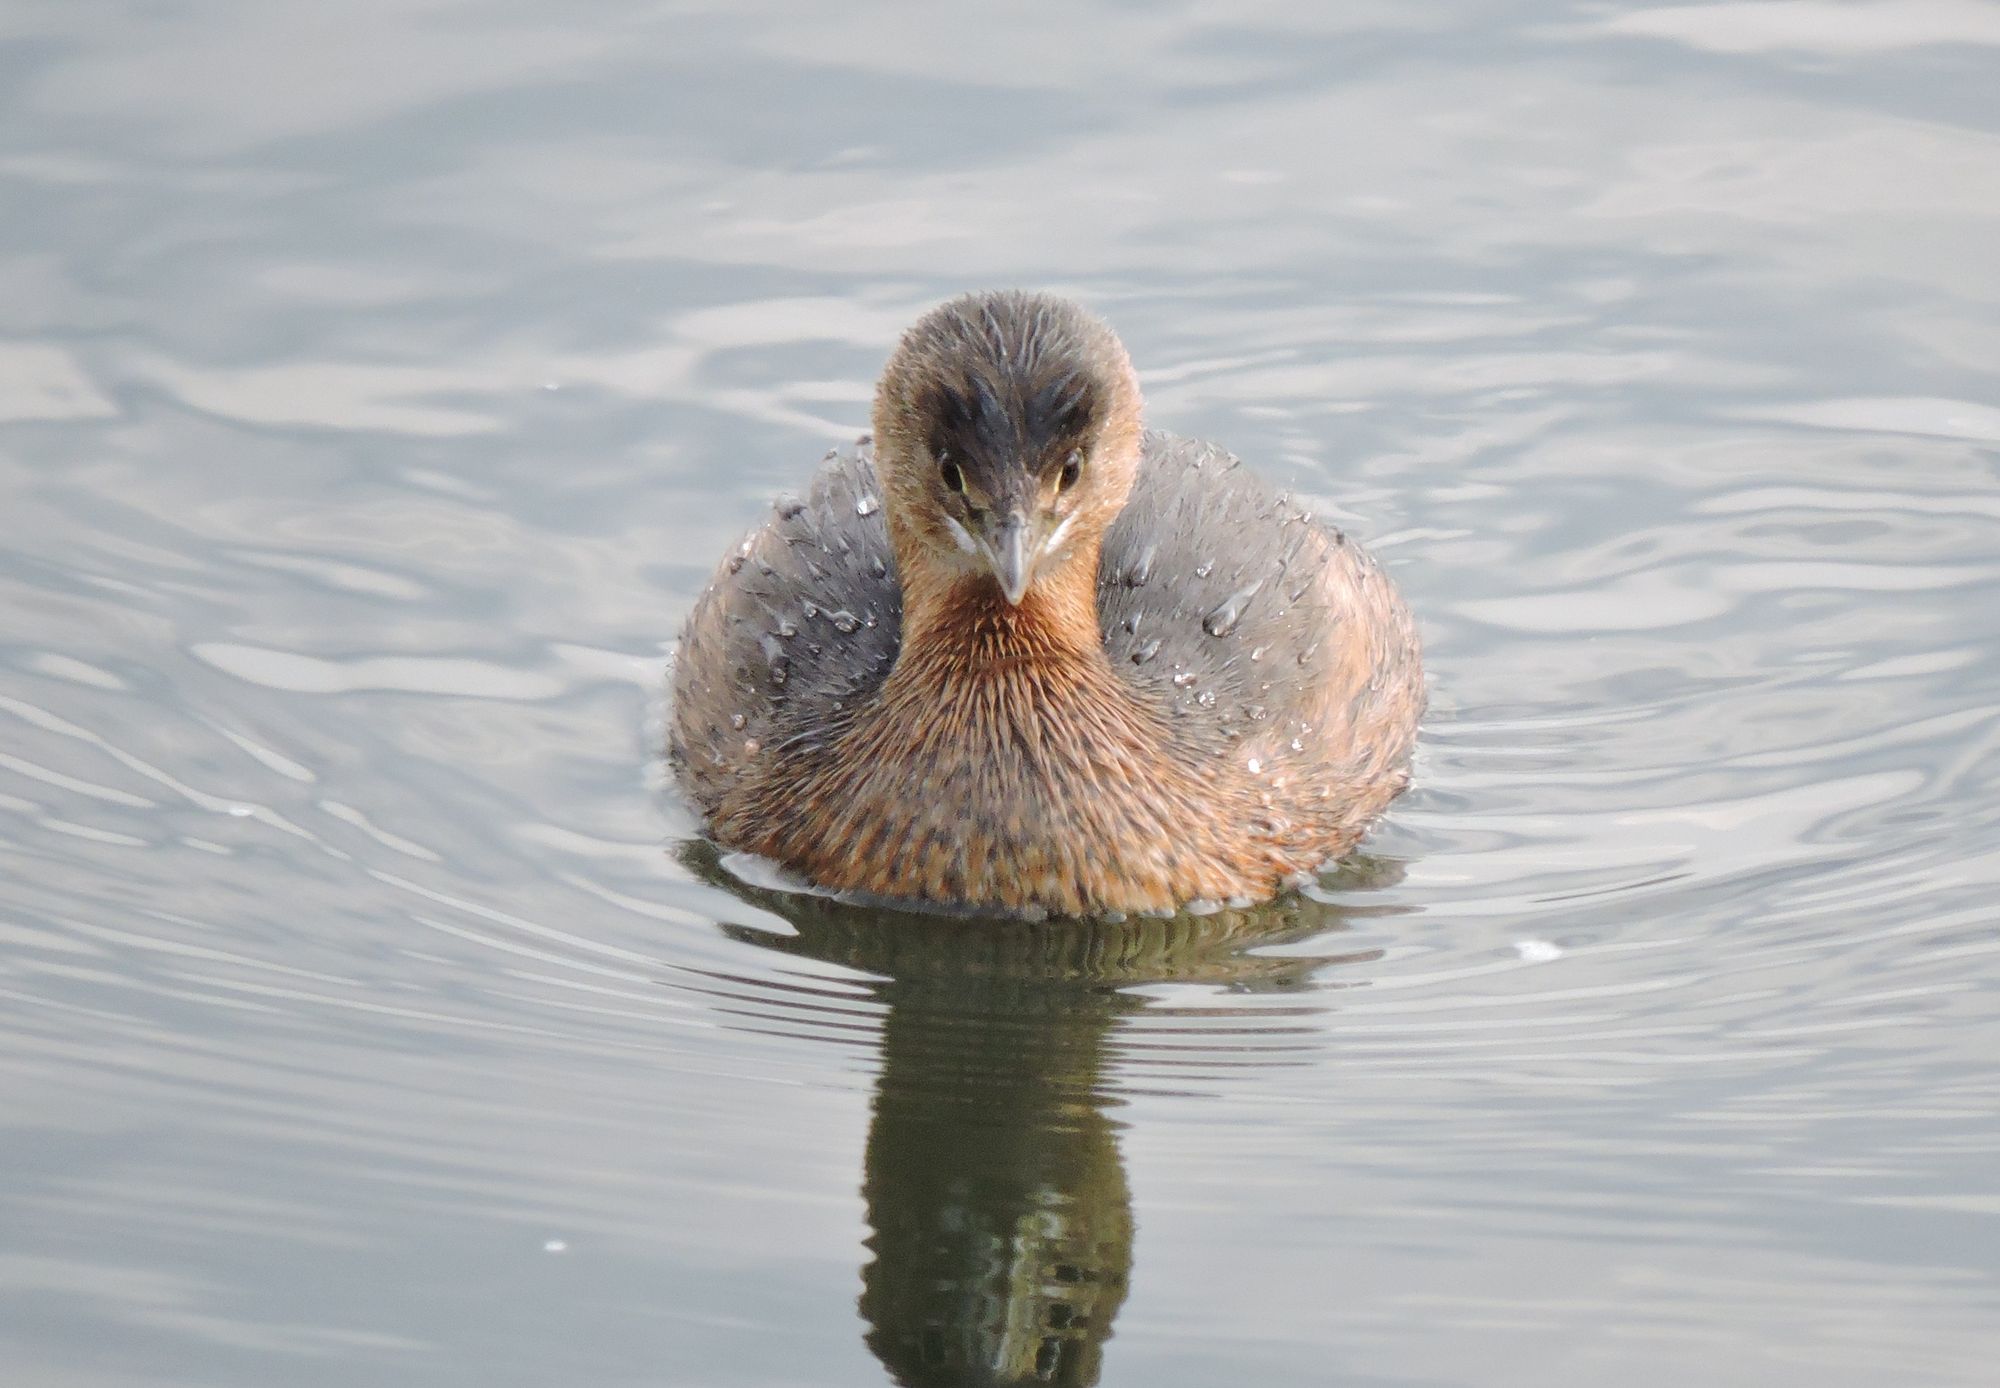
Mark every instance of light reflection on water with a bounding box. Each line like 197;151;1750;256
4;2;2000;1385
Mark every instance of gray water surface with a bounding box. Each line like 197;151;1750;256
5;3;2000;1386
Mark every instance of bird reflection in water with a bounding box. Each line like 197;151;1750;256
687;847;1401;1386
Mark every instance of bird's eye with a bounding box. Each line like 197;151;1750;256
939;454;964;493
1057;450;1083;493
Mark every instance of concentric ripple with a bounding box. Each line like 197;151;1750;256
4;2;2000;1385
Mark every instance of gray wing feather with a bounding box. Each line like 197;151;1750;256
1097;432;1342;747
669;444;900;812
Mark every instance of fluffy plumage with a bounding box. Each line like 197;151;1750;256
670;292;1423;916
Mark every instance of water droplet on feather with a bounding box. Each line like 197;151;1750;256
759;635;791;687
1124;545;1156;587
1204;579;1264;637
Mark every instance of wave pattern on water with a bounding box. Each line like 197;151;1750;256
2;2;1999;1385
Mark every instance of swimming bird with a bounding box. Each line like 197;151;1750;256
670;290;1422;917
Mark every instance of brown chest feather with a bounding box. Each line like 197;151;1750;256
711;649;1292;916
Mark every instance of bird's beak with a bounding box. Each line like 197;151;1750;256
983;509;1035;605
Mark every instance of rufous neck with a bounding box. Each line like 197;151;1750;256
895;542;1107;666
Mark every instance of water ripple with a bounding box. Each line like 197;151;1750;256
3;2;1999;1383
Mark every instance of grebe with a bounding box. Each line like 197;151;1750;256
670;291;1422;916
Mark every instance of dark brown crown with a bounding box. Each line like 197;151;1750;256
884;291;1129;496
